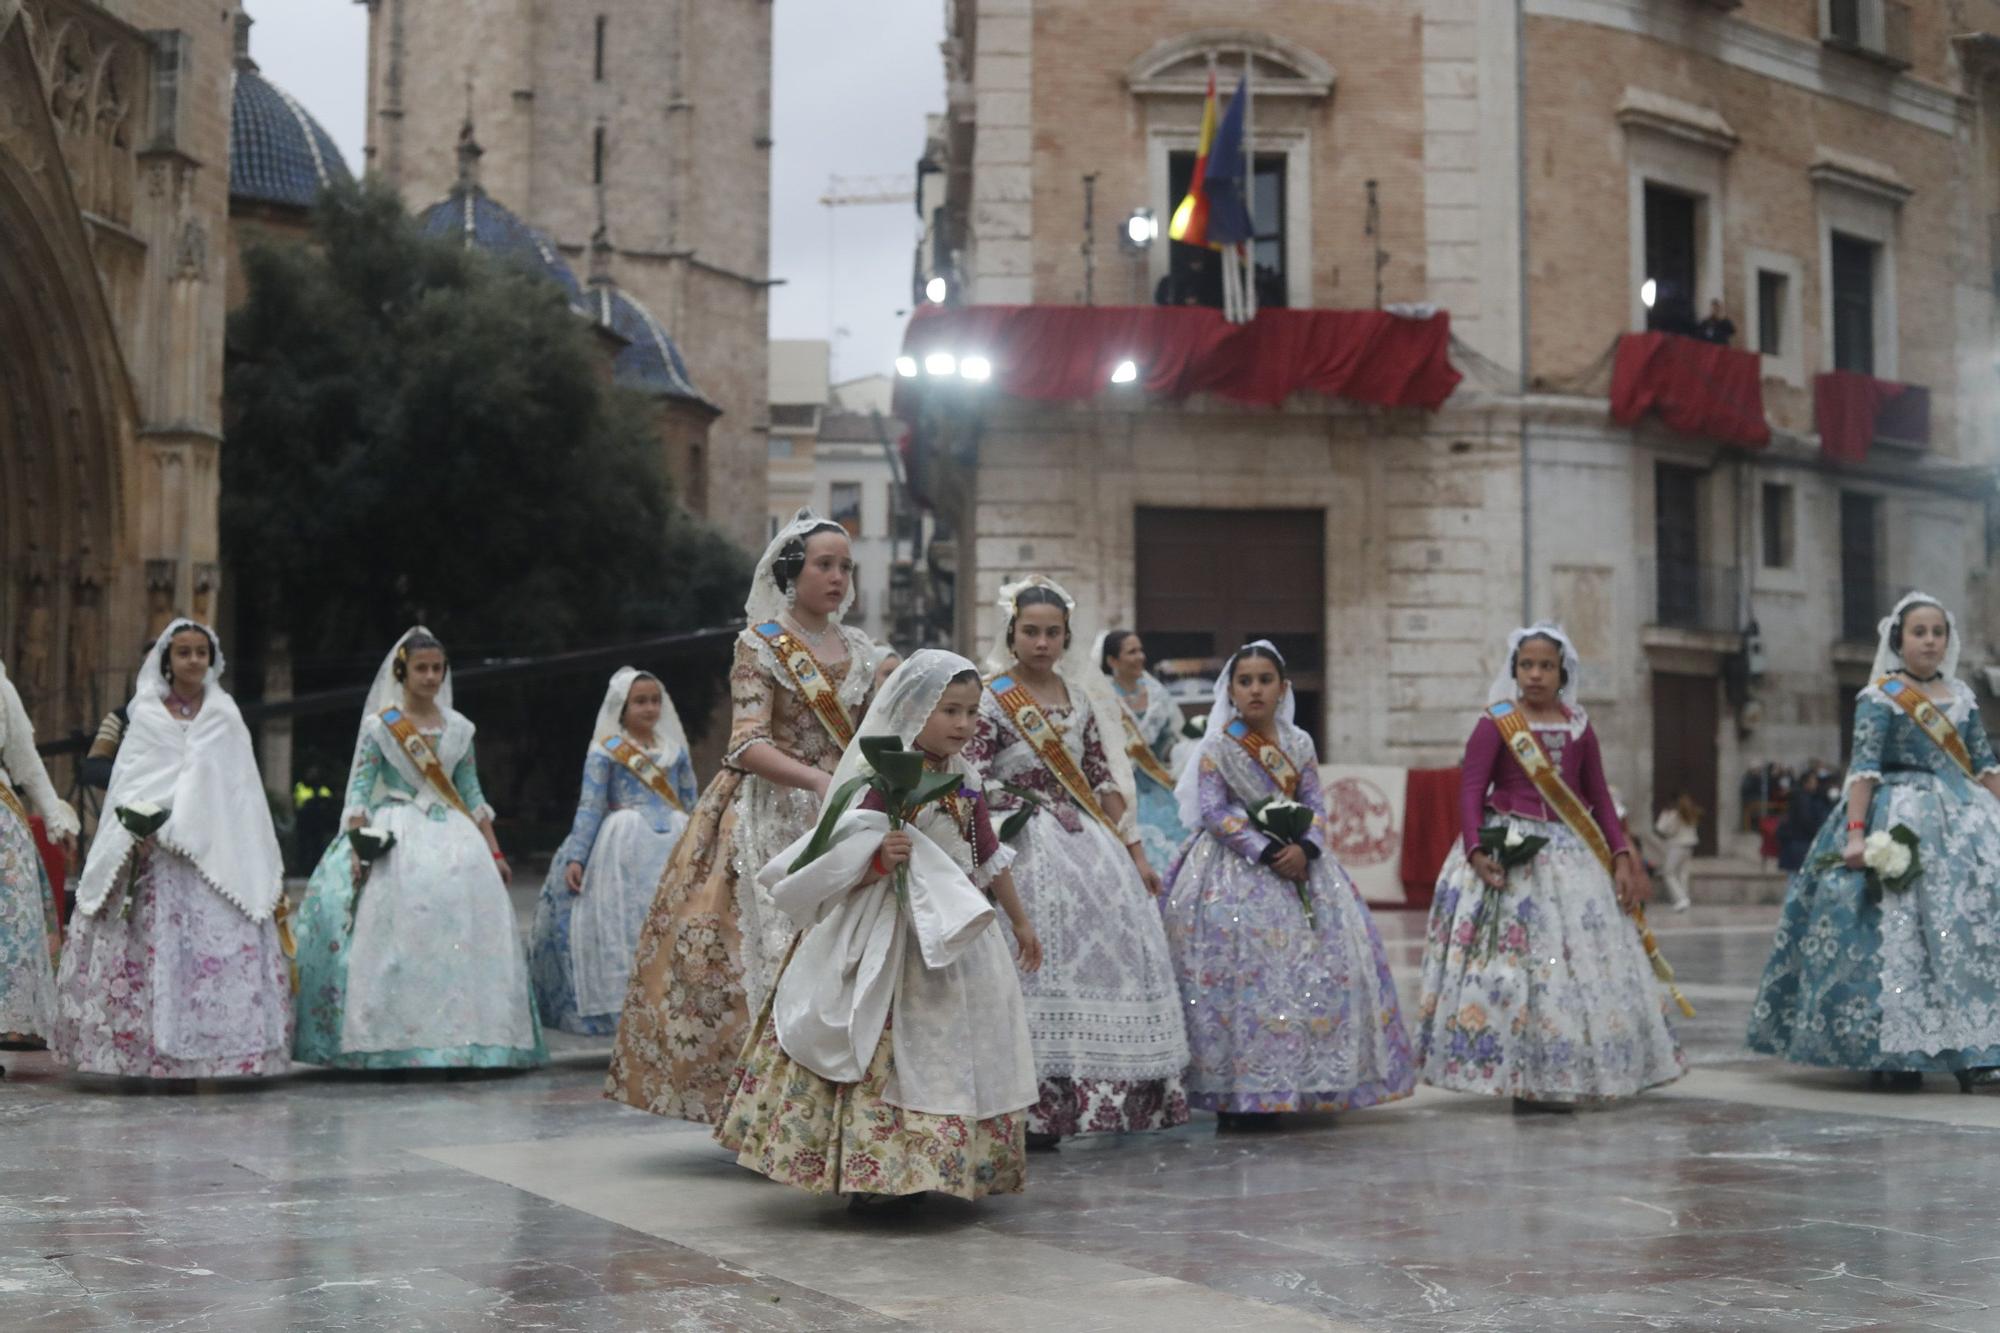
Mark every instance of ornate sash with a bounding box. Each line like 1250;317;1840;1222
379;708;473;818
600;735;688;816
1115;696;1179;792
1224;719;1301;797
0;780;30;833
752;621;856;750
1876;678;1976;778
1485;702;1615;874
987;673;1117;833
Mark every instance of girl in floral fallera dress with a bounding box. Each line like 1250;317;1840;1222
528;668;699;1035
1749;594;2000;1091
291;627;545;1070
965;577;1189;1147
607;509;894;1122
717;651;1042;1211
1095;629;1193;872
54;620;293;1080
1414;623;1684;1110
1163;642;1416;1128
0;657;78;1072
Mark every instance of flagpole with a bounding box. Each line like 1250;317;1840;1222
1241;51;1257;321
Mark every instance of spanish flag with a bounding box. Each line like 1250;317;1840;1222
1167;69;1218;248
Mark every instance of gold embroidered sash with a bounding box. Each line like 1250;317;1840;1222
1224;719;1301;797
379;708;473;818
1876;678;1976;778
0;780;30;833
601;735;688;816
1115;696;1179;792
1485;702;1614;874
753;621;856;750
988;673;1117;833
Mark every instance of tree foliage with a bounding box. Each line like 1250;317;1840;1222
222;182;749;835
224;181;745;656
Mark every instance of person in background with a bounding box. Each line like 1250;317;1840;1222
1653;793;1701;912
1778;770;1829;873
1697;299;1737;346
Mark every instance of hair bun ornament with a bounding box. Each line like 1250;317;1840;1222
994;573;1077;617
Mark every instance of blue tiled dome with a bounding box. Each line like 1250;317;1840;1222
416;188;587;306
230;66;353;209
583;283;711;405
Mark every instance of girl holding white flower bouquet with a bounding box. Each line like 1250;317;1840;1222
53;620;293;1080
1162;642;1416;1129
716;651;1041;1209
1750;594;2000;1092
528;668;699;1035
291;627;545;1071
1414;624;1685;1110
609;510;895;1123
964;577;1189;1146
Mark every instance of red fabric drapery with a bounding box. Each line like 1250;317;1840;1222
1814;370;1906;464
1609;331;1769;449
895;304;1462;412
1398;766;1462;909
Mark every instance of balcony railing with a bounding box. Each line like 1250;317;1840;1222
1646;558;1739;635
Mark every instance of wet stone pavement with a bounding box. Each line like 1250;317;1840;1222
7;904;2000;1331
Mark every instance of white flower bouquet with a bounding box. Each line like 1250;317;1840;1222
1249;795;1318;928
1813;823;1920;901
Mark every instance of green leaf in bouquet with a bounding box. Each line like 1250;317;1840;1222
347;827;397;862
903;770;966;815
1503;835;1548;867
999;805;1036;842
115;803;171;839
858;736;925;790
789;774;874;873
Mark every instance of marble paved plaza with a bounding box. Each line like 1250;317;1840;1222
8;904;2000;1331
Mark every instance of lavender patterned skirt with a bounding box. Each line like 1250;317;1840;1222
53;845;291;1079
1163;836;1417;1114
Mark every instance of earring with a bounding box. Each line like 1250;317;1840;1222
784;583;798;608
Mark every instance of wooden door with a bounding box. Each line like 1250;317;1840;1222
1135;507;1324;742
1651;671;1719;856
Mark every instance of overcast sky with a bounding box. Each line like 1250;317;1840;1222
240;0;943;384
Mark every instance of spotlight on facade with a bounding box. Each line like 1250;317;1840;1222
1110;359;1139;385
1121;207;1158;253
1641;278;1658;310
960;355;993;382
925;351;958;377
925;275;950;304
895;355;919;378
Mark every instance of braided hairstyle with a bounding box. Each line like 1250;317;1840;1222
1099;628;1136;675
392;630;448;683
1509;632;1570;689
1004;585;1073;654
157;623;218;681
772;520;850;594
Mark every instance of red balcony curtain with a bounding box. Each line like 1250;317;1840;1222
1609;331;1770;449
1814;370;1906;464
1398;766;1463;909
896;305;1462;412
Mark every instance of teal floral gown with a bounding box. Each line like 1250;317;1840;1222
293;710;547;1069
1749;679;2000;1073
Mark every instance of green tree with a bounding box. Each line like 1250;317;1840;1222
223;182;748;833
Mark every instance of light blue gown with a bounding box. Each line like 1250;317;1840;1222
528;742;697;1035
1116;673;1191;871
293;711;547;1069
1748;679;2000;1073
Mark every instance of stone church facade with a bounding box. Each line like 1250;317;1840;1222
0;0;236;755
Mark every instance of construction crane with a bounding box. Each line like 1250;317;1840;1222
818;174;918;366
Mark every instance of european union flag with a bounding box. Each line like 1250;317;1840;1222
1203;75;1253;247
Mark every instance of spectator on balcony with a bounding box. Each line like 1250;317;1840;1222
1696;299;1737;347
